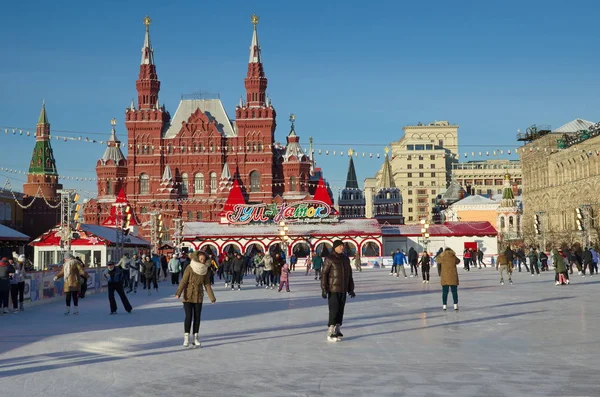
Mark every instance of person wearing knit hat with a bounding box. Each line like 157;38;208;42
10;255;27;312
321;240;355;342
0;257;16;315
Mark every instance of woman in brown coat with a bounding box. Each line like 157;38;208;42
54;254;89;315
175;251;216;348
435;248;460;311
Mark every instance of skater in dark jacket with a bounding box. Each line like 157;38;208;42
175;251;216;348
142;256;157;295
419;251;431;283
231;253;245;290
103;261;132;314
321;240;355;342
408;247;418;277
0;258;15;315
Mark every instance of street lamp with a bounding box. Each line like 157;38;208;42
278;221;291;256
420;218;430;251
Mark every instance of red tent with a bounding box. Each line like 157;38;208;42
219;180;246;215
102;188;139;227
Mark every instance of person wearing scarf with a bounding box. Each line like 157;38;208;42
54;254;89;315
175;251;217;348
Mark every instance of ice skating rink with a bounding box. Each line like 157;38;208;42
1;268;598;397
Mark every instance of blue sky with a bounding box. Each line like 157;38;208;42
0;0;599;199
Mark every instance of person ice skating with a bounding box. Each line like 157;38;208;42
273;253;284;288
321;240;355;342
305;253;312;275
128;254;141;293
419;251;430;283
53;254;89;315
408;247;418;277
354;253;362;272
290;253;297;272
497;251;512;285
117;253;130;291
103;261;133;314
231;252;245;290
582;247;593;277
168;254;182;285
393;249;407;278
142;255;157;295
278;262;291;292
463;248;471;271
0;257;15;315
539;250;549;271
254;252;265;286
477;248;485;268
591;247;599;275
528;248;540;276
10;255;27;312
312;252;323;280
175;251;216;348
553;249;568;285
436;248;460;311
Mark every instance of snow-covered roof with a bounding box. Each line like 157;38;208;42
0;224;29;241
79;224;150;246
163;99;235;139
451;195;497;207
183;219;382;239
553;119;594;133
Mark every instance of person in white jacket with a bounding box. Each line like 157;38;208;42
168;254;182;285
10;255;27;312
262;253;274;289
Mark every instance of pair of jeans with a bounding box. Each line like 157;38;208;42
10;282;25;308
232;271;242;286
66;291;79;307
390;264;397;274
314;269;321;279
108;283;132;313
129;273;139;292
183;302;203;334
122;269;130;289
255;268;264;284
530;261;540;275
171;272;180;285
327;292;347;326
0;289;8;309
441;285;458;305
422;265;430;281
410;261;418;276
263;270;272;286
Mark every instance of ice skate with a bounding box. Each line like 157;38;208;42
454;304;459;311
442;305;447;311
183;333;189;347
13;307;19;313
64;306;70;315
566;279;570;284
555;281;560;286
327;326;339;342
271;285;274;289
500;279;504;285
265;285;269;289
19;302;24;311
426;280;429;284
335;324;344;340
509;279;513;285
422;280;426;284
238;286;241;291
193;334;201;347
110;311;117;315
73;307;79;315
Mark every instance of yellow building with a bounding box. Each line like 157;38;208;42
0;191;24;232
365;121;459;223
452;159;522;197
443;195;499;225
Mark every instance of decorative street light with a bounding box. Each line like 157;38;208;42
278;221;291;256
420;218;430;251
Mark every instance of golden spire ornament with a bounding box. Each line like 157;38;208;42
143;15;152;30
251;14;260;26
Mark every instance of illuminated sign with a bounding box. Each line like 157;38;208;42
226;200;332;225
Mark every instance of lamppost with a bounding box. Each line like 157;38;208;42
279;221;291;257
420;218;430;251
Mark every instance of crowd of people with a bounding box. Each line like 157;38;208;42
4;241;594;345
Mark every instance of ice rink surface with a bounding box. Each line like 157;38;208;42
1;267;598;397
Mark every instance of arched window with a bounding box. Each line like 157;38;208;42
168;145;173;154
500;216;505;230
106;179;113;195
210;172;217;193
508;216;514;229
181;173;188;195
194;173;204;194
290;176;297;191
250;171;260;192
140;174;150;194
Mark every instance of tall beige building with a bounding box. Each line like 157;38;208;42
365;121;458;223
452;159;522;197
519;118;598;247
